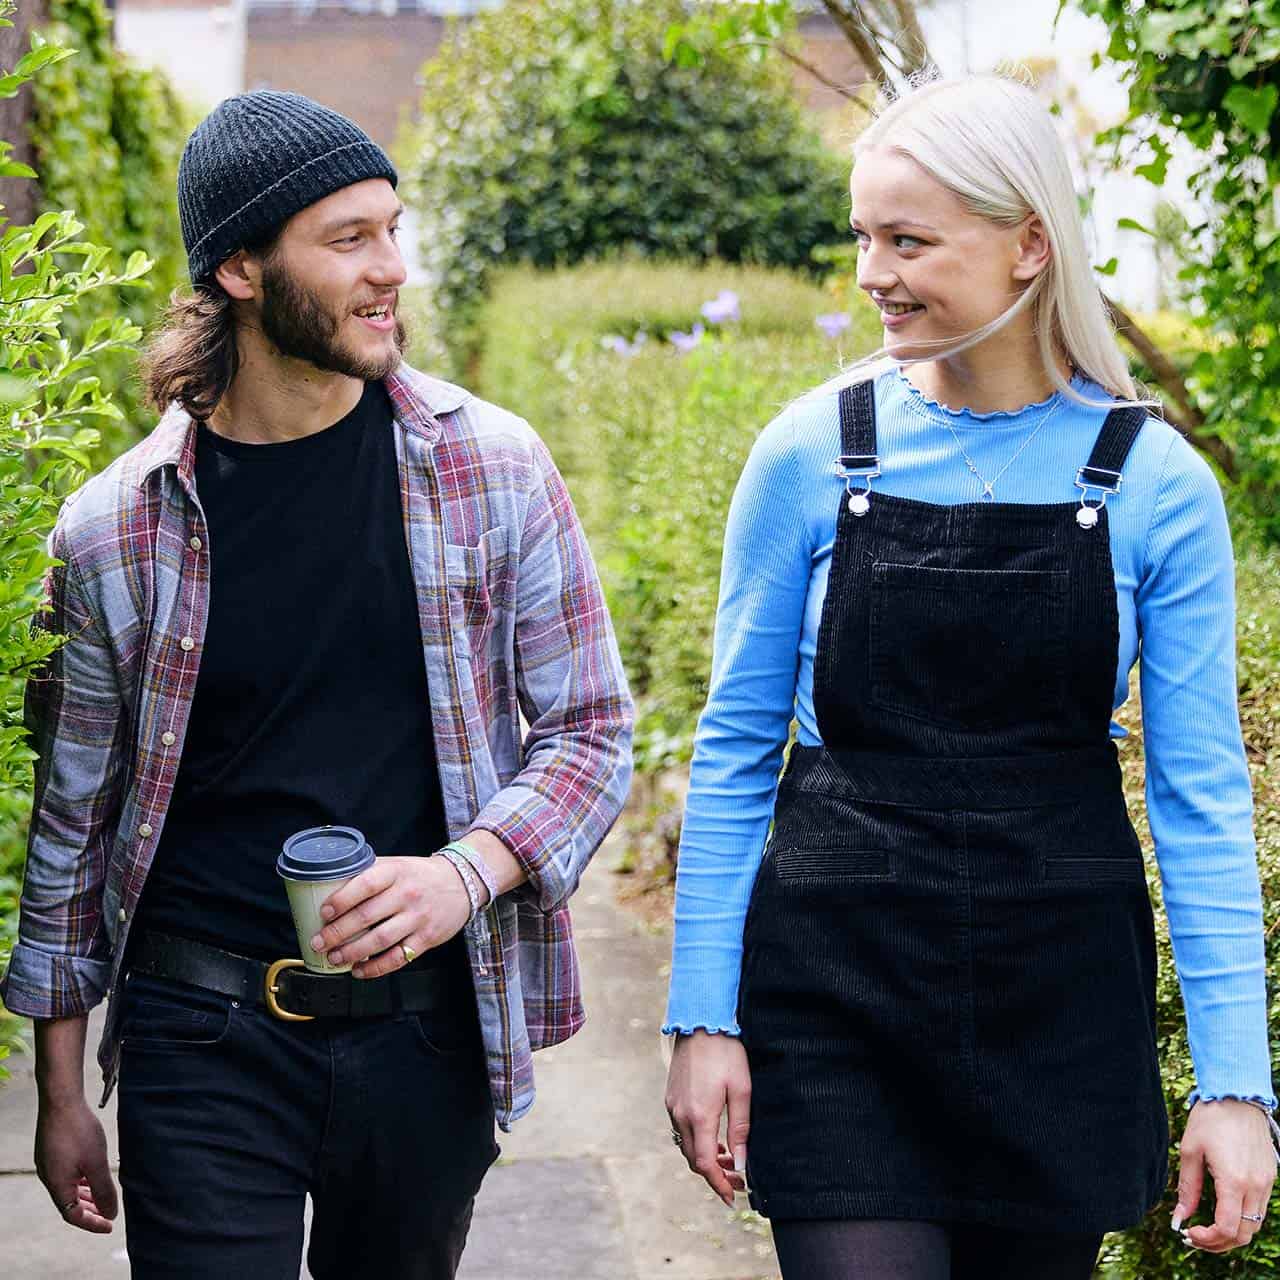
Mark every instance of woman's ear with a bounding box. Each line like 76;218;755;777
1011;214;1053;284
213;250;257;302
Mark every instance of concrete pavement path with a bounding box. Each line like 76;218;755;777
0;846;779;1280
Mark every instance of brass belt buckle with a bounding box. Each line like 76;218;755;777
264;958;314;1022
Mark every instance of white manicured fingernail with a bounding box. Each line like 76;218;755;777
1171;1213;1183;1232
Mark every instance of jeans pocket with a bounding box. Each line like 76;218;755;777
409;1009;482;1058
121;975;234;1049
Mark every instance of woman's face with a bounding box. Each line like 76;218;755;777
849;146;1042;362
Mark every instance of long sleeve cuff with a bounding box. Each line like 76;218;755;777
0;942;110;1020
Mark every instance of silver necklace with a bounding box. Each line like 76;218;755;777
935;394;1063;501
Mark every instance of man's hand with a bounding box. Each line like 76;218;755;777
33;1014;117;1232
35;1097;118;1233
665;1030;752;1208
1173;1099;1277;1253
311;855;473;978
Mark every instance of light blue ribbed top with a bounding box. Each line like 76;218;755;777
663;364;1275;1109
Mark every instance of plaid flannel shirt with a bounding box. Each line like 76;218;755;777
0;363;634;1130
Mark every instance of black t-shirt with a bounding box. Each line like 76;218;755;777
136;380;464;971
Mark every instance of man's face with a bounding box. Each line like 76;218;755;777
253;178;409;380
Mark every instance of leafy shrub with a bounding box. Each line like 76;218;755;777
1;3;154;1070
1078;0;1280;543
411;259;882;769
403;0;850;347
29;0;189;466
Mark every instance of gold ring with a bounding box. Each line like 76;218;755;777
401;943;416;964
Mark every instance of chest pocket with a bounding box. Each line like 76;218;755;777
868;562;1068;734
443;526;512;655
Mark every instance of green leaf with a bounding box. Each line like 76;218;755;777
1094;257;1118;276
0;160;36;179
1117;217;1155;236
14;44;73;79
1222;84;1279;137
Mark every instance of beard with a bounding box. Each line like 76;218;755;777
258;254;408;381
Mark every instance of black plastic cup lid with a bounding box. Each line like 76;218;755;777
276;825;375;883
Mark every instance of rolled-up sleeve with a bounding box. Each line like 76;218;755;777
0;521;123;1020
469;434;633;912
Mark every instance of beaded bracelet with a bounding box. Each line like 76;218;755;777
437;847;485;923
441;839;499;907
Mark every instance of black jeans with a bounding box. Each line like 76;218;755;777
116;971;499;1280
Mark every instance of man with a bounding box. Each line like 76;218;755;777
0;91;633;1278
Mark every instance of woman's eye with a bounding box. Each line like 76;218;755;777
895;235;923;249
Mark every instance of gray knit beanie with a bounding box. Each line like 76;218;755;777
178;90;398;287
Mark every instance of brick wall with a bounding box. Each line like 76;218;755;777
244;9;447;150
242;7;867;153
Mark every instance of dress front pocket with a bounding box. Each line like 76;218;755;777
868;562;1068;733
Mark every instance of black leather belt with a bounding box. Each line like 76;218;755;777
130;932;460;1023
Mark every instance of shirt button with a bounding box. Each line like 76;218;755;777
118;908;126;922
138;822;153;838
189;536;202;551
161;732;176;747
180;636;194;651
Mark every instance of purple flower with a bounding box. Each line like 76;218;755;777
669;322;706;353
601;331;649;357
816;312;852;338
700;290;741;325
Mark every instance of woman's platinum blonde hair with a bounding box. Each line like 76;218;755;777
816;71;1157;412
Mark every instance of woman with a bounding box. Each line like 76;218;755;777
662;74;1277;1280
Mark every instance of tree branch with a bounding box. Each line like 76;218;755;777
769;40;873;109
1105;294;1238;482
816;0;892;88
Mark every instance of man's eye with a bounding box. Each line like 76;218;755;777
896;235;923;249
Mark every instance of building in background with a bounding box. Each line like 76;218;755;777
106;0;1170;309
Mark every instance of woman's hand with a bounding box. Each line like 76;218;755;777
665;1030;752;1207
1173;1099;1277;1252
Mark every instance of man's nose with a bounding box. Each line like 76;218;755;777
370;229;408;288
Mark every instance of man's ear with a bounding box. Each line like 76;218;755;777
213;250;258;301
1011;214;1053;284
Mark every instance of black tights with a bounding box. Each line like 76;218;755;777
771;1218;1102;1280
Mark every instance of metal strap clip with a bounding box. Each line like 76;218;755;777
1074;466;1123;529
834;454;881;517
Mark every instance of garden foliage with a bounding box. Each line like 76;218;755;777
1077;0;1280;544
413;259;882;770
1;0;154;1065
28;0;188;465
403;0;850;345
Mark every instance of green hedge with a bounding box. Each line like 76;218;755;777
30;0;189;466
402;0;850;350
440;260;1280;1278
403;260;882;770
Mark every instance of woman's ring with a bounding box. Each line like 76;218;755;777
1242;1212;1264;1223
61;1198;78;1214
670;1127;683;1147
401;943;416;964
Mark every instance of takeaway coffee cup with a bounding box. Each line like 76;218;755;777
277;825;377;973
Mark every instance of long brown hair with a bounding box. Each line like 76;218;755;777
141;227;281;421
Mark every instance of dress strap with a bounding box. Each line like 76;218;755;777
835;379;880;516
1074;405;1148;529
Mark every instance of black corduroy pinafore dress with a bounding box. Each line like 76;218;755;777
738;379;1169;1233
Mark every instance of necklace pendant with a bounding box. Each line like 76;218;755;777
848;492;870;517
981;484;996;502
1076;504;1099;530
